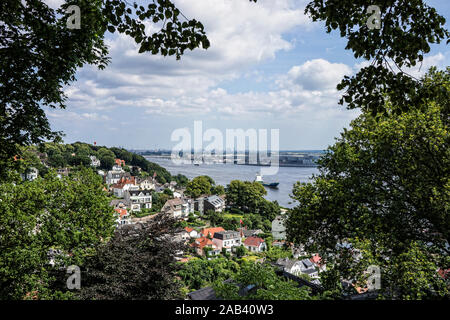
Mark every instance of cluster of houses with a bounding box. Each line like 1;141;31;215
175;226;268;257
104;158;227;227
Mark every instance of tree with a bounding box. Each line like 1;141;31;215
304;0;449;116
211;185;225;196
185;176;214;198
0;0;212;176
286;69;449;299
225;180;266;212
80;214;185;299
178;257;240;291
100;155;115;170
0;168;116;299
172;174;189;187
213;262;313;300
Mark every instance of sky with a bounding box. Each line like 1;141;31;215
44;0;449;150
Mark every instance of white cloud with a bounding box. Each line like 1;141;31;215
283;59;352;91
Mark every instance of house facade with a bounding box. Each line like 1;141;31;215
212;231;241;252
162;198;183;218
90;155;100;167
124;189;152;212
136;177;156;190
195;195;226;215
21;167;39;181
243;236;267;253
192;237;220;257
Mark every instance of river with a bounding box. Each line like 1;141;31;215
145;157;320;208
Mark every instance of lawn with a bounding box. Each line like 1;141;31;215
223;213;244;219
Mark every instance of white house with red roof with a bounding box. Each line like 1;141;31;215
243;236;267;253
114;208;130;226
191;237;220;257
112;176;138;198
184;227;199;239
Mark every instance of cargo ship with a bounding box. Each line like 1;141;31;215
255;173;279;188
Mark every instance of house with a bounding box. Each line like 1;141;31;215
212;231;241;252
272;240;286;248
114;208;130;226
192;237;220;256
276;258;304;275
195;195;226;215
173;190;183;198
115;159;125;167
135;177;156;190
21;167;39;181
110;199;128;210
124;189;152;212
299;258;319;279
200;227;225;239
275;257;318;278
182;198;195;216
56;167;70;178
238;228;263;238
174;229;191;243
293;244;308;258
112;176;137;198
162;198;184;218
243;236;267;253
272;215;286;240
184;227;199;239
106;171;131;185
90;155;100;167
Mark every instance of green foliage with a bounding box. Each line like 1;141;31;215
178;257;240;291
226;180;279;223
286;69;450;299
172;174;189;187
305;0;449;116
151;191;170;213
211;185;226;196
80;214;185;300
185;175;215;198
213;263;313;300
264;246;292;262
0;0;212;172
235;245;248;258
0;168;115;299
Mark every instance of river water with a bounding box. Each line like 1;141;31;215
145;157;320;208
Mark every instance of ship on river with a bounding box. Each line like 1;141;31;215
255;173;279;188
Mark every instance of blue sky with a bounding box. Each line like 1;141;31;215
45;0;449;150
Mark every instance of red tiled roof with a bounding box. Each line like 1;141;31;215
112;176;136;189
115;159;125;166
114;208;128;218
185;227;194;233
244;236;264;247
192;237;213;250
201;227;225;238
